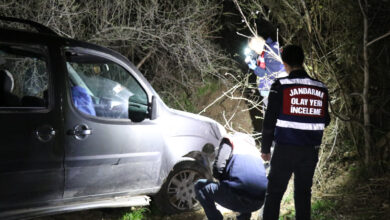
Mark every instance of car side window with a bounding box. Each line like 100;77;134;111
0;43;49;109
66;52;148;119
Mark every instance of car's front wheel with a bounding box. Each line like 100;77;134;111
153;162;211;214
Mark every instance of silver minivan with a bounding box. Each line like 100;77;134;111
0;17;226;219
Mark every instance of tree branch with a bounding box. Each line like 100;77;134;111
232;0;257;37
367;30;390;47
358;0;371;165
299;0;313;33
136;50;154;69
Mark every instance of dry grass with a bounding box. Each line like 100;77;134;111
312;160;390;220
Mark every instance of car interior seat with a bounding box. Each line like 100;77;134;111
71;85;96;116
0;69;20;107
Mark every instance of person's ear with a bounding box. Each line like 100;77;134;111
283;62;291;74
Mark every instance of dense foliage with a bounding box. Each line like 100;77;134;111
235;0;390;218
237;0;390;169
1;0;389;218
0;0;240;110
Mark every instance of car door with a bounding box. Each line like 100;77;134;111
0;38;64;210
63;46;164;198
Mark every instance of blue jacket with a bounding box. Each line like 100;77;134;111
213;136;268;199
261;70;331;153
71;86;96;116
253;38;285;91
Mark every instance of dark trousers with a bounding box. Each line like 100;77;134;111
262;145;319;220
195;179;264;220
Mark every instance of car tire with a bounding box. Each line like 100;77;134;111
153;161;212;214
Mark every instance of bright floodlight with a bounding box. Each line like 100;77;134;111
244;47;251;56
249;37;265;54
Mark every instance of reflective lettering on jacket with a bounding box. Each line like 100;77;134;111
275;75;329;146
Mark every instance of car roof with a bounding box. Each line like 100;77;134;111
0;16;130;66
0;17;160;97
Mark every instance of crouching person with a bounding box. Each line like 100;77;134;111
195;132;268;220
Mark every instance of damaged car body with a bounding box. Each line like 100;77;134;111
0;17;226;219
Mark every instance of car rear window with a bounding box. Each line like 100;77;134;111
0;43;49;109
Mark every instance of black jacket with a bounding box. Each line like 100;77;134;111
261;69;331;153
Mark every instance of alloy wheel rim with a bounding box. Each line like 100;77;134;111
166;169;202;210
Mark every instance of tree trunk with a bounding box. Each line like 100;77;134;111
359;0;371;165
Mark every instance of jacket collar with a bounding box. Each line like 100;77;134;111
289;69;309;78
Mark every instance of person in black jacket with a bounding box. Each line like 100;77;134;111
261;45;331;220
195;132;268;220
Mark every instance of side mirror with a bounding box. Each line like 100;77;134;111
148;95;157;120
128;95;157;122
128;95;148;122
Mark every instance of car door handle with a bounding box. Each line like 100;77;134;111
35;125;56;142
67;124;92;140
68;129;91;135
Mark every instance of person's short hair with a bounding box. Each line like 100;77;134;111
281;45;304;67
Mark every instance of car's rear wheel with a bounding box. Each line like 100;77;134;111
153;162;211;214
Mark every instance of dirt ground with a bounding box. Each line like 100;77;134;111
34;205;262;220
195;83;255;135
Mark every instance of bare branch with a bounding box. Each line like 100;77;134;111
136;50;154;69
198;84;240;115
367;30;390;47
232;0;257;37
299;0;313;33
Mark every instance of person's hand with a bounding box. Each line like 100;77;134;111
248;59;257;70
244;55;252;64
261;153;271;161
